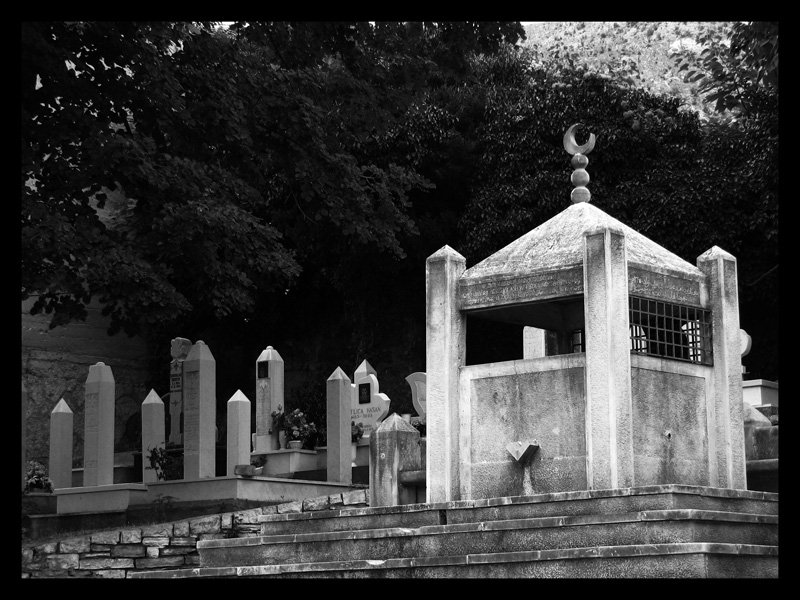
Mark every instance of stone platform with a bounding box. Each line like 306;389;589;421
23;476;362;541
130;484;778;578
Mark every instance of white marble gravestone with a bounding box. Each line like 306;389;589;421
141;389;165;483
255;346;284;452
168;337;192;445
49;398;73;490
227;390;251;476
83;362;115;487
326;367;353;484
405;372;427;421
353;359;377;387
351;373;391;438
183;341;216;480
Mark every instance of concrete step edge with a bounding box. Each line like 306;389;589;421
258;485;779;526
130;542;779;579
203;509;778;550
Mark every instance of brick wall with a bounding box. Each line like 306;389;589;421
21;489;369;578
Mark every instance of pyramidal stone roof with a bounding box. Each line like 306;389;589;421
461;202;704;282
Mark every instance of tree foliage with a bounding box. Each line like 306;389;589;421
22;22;522;338
675;21;778;121
449;37;777;380
21;21;777;409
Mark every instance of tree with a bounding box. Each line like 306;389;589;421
21;22;424;336
430;41;777;378
675;21;778;122
21;21;527;407
22;21;777;410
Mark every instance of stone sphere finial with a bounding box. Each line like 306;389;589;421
563;123;595;204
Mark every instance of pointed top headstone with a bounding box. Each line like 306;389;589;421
87;362;115;383
328;366;351;382
256;346;283;363
354;359;376;382
186;340;215;362
142;389;163;405
52;398;73;414
228;389;250;404
375;412;418;433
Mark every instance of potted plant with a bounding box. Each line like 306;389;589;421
24;460;54;494
283;408;319;450
269;405;287;450
351;421;364;466
351;421;364;443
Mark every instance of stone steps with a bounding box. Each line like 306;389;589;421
257;484;778;537
129;485;778;578
198;509;777;569
129;543;779;578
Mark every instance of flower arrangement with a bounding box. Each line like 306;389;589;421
24;460;54;493
269;405;285;435
351;421;364;443
284;408;319;449
411;418;426;438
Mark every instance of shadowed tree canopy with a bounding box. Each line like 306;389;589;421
21;21;776;412
21;21;523;336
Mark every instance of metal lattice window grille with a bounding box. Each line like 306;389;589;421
628;296;712;365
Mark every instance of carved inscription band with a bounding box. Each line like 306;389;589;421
459;267;584;310
628;267;703;307
459;266;703;310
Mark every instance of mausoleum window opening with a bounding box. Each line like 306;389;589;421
628;296;712;365
571;330;584;353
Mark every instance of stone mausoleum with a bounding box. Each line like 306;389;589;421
425;125;747;503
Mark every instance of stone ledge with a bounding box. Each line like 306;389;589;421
128;542;779;578
201;507;778;552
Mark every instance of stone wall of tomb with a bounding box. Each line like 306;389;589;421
631;364;712;486
464;361;588;499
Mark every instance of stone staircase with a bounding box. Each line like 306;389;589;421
130;484;778;578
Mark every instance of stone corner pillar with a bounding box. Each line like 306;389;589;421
697;246;747;489
369;413;422;507
425;245;466;503
583;226;634;490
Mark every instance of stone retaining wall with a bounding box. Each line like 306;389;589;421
21;489;369;579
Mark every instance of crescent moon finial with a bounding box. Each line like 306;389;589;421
563;123;596;155
563;123;595;204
